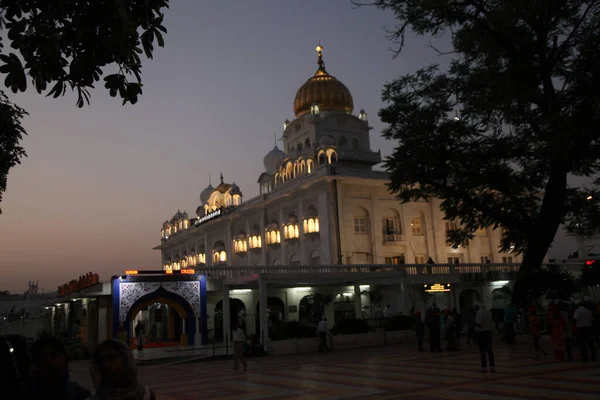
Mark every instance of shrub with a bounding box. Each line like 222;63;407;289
271;321;317;341
385;316;414;331
331;318;371;335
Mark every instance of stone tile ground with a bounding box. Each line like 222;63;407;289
70;339;600;399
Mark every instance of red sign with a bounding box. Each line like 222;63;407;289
58;272;99;297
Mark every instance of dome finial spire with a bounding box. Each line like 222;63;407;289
316;42;324;69
209;174;211;186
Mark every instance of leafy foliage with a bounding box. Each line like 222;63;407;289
0;92;27;214
0;0;169;212
357;0;600;305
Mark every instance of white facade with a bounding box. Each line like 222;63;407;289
153;46;521;336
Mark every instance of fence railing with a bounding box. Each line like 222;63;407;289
189;263;521;280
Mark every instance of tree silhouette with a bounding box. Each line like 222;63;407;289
0;0;169;213
357;0;600;305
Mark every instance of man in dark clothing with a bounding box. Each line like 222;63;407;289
414;311;426;351
426;305;442;352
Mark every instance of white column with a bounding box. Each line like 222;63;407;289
260;209;267;265
195;317;201;345
400;281;409;315
298;199;307;264
259;277;269;349
246;220;251;265
204;235;211;266
318;189;333;264
279;208;286;264
226;221;233;266
354;284;362;319
370;193;379;264
223;285;230;346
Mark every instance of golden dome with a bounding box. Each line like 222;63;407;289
293;44;353;117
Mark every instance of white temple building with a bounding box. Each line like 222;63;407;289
152;45;521;342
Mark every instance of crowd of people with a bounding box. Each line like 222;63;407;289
412;299;599;372
0;334;156;400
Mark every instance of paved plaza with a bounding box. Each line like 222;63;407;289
70;340;599;399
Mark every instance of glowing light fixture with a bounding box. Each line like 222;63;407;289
231;289;252;294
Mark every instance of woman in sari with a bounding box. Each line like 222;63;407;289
550;308;567;361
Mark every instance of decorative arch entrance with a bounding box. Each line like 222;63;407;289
256;297;286;337
125;288;195;347
112;276;207;346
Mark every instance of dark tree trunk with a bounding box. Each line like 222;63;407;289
511;166;567;306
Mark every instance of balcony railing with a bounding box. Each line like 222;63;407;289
193;263;521;281
383;233;403;243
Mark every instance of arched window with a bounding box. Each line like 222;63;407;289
326;148;338;164
351;138;359;150
212;241;227;264
305;138;311;148
289;254;300;265
317;150;327;165
307;159;314;173
266;219;281;245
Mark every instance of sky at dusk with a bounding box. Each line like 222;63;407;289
0;1;575;293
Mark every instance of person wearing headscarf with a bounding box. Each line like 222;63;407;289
31;335;90;400
1;334;33;400
88;339;155;400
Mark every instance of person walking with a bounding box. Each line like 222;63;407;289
231;321;247;371
573;300;597;362
504;303;517;344
134;321;145;351
453;308;462;350
414;311;426;352
529;308;546;360
89;339;156;399
317;316;329;353
475;302;495;373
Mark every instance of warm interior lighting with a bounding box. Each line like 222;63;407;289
249;234;262;249
234;239;248;253
359;285;370;290
284;224;300;239
165;270;173;274
266;229;281;245
125;270;138;275
303;217;320;234
295;287;312;291
231;289;252;293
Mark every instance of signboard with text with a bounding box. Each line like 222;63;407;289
424;283;451;293
58;272;100;297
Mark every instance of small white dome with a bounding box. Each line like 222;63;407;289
200;184;214;203
230;182;242;195
263;145;286;172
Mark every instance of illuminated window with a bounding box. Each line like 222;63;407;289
266;220;281;245
307;159;314;173
249;234;262;249
234;239;248;253
354;217;367;233
411;218;422;235
213;250;227;264
197;253;206;265
385;256;405;264
414;255;426;264
303;217;319;234
284;223;299;240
